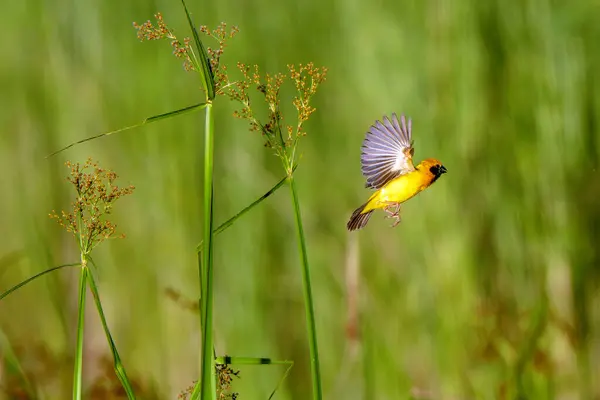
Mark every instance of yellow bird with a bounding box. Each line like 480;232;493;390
347;113;447;231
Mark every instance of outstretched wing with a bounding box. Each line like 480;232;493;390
360;113;415;189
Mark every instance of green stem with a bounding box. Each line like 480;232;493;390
72;260;88;400
198;102;217;400
287;173;322;400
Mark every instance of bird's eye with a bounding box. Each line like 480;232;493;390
429;165;439;175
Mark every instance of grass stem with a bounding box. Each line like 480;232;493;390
197;102;217;400
72;261;88;400
287;173;322;400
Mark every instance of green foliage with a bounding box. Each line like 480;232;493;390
0;0;599;399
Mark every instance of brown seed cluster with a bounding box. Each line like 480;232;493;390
288;63;328;138
177;382;194;400
172;37;195;72
200;22;239;90
132;12;328;167
49;159;134;255
217;59;327;158
225;63;288;150
132;12;170;41
176;363;239;400
216;363;240;400
228;63;259;125
133;12;196;72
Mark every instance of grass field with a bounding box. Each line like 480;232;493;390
1;0;599;398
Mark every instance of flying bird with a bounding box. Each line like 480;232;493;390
347;113;447;231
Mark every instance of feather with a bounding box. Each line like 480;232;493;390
360;113;416;189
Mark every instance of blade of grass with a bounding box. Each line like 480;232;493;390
180;0;215;100
47;102;207;157
215;356;293;365
0;263;80;301
195;165;297;253
72;264;88;400
287;173;322;400
87;259;136;399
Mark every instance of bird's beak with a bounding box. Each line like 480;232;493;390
440;165;447;174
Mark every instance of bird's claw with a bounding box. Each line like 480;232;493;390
383;203;402;227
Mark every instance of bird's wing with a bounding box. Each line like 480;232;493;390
360;113;416;189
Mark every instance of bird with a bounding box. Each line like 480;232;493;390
347;113;447;231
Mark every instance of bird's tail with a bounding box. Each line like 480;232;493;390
347;202;373;231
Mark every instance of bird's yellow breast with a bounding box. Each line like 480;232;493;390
364;170;433;212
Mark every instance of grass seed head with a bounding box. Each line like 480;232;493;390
216;363;240;400
49;158;134;254
199;23;240;93
133;12;196;72
216;59;328;163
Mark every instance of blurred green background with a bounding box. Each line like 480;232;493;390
1;0;599;398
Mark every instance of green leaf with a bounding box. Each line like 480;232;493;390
0;263;79;301
195;166;296;253
215;356;293;366
47;102;207;157
180;0;215;100
88;259;137;399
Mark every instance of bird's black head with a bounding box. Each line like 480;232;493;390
427;163;447;184
429;164;447;177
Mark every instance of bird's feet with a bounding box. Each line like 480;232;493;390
383;203;402;227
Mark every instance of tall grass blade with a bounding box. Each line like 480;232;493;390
72;265;88;400
47;102;207;157
287;174;322;400
179;0;215;100
195;165;296;253
0;263;80;301
87;259;136;399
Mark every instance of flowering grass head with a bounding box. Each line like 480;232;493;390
49;158;135;257
212;59;327;170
